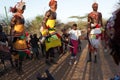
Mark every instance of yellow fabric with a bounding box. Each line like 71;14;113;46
49;30;55;34
14;24;24;33
40;19;56;36
45;34;61;51
40;27;48;36
13;39;27;50
46;19;55;28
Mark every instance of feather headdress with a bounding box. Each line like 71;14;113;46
10;0;26;13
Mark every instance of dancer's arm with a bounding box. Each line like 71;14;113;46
42;10;51;29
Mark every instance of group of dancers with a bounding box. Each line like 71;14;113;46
0;0;120;79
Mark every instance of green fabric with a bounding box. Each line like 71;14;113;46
20;35;25;39
48;28;55;31
100;27;105;31
91;35;96;39
18;51;27;58
47;35;58;42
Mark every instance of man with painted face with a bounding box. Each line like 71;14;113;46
87;2;103;63
88;2;103;27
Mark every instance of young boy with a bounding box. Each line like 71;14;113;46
68;23;81;65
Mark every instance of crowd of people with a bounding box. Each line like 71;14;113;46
0;0;120;80
0;0;82;77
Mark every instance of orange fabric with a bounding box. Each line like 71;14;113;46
13;39;28;50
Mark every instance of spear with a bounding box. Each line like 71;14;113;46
4;6;9;26
4;6;9;34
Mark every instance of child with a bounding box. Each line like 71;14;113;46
61;28;69;54
68;24;81;65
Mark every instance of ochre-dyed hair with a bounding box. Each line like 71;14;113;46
49;0;57;7
92;2;98;7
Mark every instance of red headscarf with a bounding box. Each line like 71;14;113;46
49;0;57;7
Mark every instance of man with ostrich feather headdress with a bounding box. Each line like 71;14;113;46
10;0;29;74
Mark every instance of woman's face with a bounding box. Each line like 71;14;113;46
50;2;57;11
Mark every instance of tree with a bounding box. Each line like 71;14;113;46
0;15;11;34
25;15;44;35
69;15;88;29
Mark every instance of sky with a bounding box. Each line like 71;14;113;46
0;0;119;23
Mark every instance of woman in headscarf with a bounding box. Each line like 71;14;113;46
40;0;61;65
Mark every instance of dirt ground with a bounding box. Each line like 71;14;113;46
0;40;118;80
